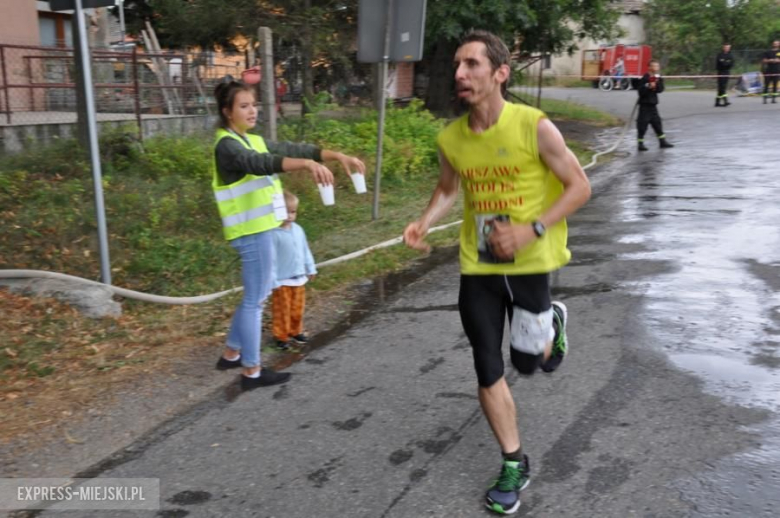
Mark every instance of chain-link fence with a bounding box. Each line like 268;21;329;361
0;41;244;127
685;48;772;90
269;41;375;117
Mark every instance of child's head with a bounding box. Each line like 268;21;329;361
283;190;299;225
649;59;660;74
214;81;257;132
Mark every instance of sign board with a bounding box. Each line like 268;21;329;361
49;0;117;11
358;0;427;63
737;72;764;95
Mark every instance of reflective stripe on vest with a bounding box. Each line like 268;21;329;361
212;129;284;241
213;175;276;202
220;203;274;228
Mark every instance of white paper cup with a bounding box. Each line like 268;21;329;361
350;173;367;194
317;183;335;206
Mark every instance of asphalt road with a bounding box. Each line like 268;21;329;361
536;85;778;121
19;91;780;518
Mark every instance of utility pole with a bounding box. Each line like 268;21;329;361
372;0;394;220
75;0;112;284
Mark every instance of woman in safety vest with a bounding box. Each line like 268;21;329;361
212;81;365;390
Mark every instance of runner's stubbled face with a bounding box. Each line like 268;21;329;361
453;42;508;106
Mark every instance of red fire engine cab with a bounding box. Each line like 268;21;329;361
582;44;653;91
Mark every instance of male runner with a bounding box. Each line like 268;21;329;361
403;30;591;515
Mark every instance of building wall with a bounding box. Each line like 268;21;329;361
525;13;646;79
1;115;218;155
0;1;44;114
387;62;414;99
0;0;41;45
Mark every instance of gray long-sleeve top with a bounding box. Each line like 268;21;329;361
214;132;323;185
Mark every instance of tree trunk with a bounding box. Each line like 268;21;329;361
301;0;314;115
425;37;457;116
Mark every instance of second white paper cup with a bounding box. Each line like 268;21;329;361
317;183;335;206
350;173;367;194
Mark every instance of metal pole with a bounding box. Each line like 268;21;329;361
0;46;11;124
75;0;112;285
372;0;393;221
26;57;35;112
537;56;543;109
118;0;126;48
132;45;142;142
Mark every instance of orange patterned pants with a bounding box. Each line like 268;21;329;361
272;286;306;341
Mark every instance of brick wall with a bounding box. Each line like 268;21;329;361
395;62;414;98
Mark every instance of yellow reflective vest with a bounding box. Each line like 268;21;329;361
212;129;285;241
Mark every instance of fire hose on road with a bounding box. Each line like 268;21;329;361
0;103;639;305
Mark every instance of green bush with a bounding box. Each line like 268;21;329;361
0;102;445;294
279;99;444;183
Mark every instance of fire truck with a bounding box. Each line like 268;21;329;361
582;44;653;91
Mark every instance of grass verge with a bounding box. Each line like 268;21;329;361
510;91;619;126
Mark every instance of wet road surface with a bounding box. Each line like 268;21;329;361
535;85;779;121
22;97;780;517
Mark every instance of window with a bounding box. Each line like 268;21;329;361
39;17;58;47
38;13;73;48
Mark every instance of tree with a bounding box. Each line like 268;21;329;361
421;0;620;114
644;0;780;74
118;0;619;114
118;0;361;112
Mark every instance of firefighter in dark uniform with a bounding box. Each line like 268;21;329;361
762;40;780;104
637;59;674;152
715;43;734;107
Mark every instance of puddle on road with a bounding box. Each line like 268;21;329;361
606;119;780;516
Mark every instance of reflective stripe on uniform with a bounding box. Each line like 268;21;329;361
214;175;275;202
221;203;275;228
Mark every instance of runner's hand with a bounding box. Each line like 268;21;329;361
488;221;535;260
403;221;431;253
306;160;334;185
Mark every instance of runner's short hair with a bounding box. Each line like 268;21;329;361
459;30;511;71
459;30;511;97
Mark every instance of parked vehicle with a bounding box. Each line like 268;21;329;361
583;44;652;92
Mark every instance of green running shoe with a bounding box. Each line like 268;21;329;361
485;455;531;515
541;301;568;373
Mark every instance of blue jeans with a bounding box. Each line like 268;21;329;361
226;231;275;368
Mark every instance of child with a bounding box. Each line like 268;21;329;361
637;59;674;151
271;191;317;350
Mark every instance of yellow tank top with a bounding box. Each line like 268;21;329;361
437;102;571;275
